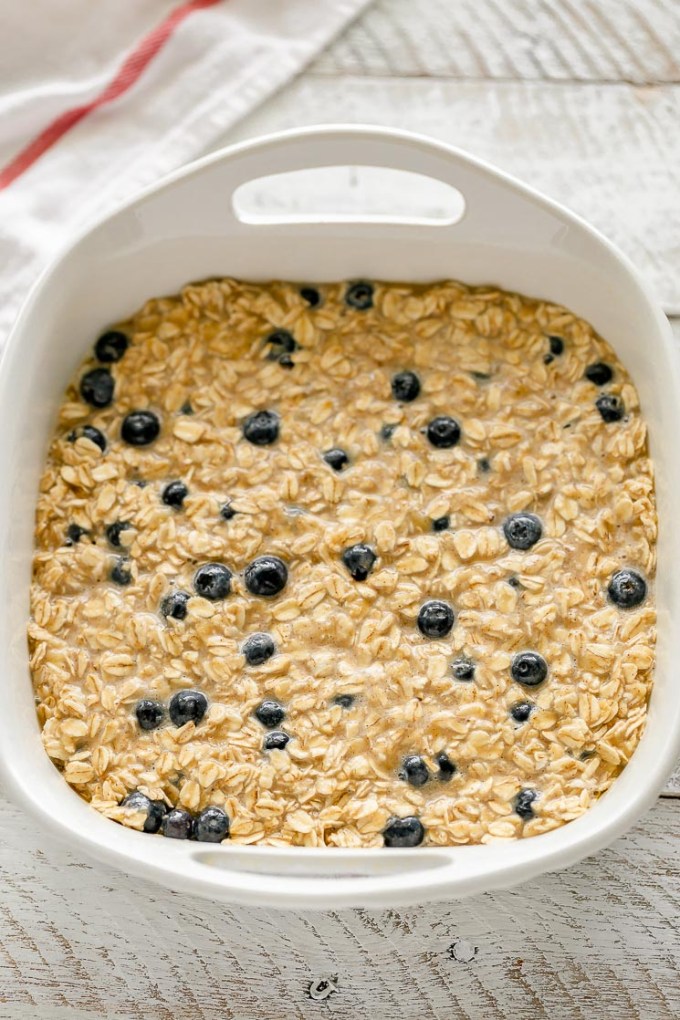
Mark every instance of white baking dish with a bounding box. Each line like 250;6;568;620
0;126;678;910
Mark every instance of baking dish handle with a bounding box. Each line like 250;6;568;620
156;125;560;242
183;845;465;908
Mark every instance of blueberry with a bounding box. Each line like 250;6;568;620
452;657;475;681
345;281;373;310
511;651;548;687
300;287;321;307
254;699;285;728
194;562;232;600
120;792;166;833
436;752;457;780
548;335;564;356
543;354;554;365
333;694;355;708
342;543;377;582
391;371;421;402
503;512;543;550
161;808;194;840
80;368;114;408
380;423;397;441
105;520;130;548
417;600;454;638
478;457;491;473
507;575;522;589
194;806;230;843
585;362;613;386
596;394;625;423
162;480;188;508
68;424;107;452
426;416;461;449
220;502;237;521
432;515;450;532
242;409;280;446
399;755;430;787
265;330;297;359
323;447;349;471
608;569;647;609
383;816;425;848
168;689;208;727
244;556;288;597
135;699;165;731
513;788;537;821
160;590;190;621
95;330;128;363
110;558;132;586
243;632;276;666
263;731;290;751
121;410;161;446
65;523;86;545
510;701;533;724
180;402;193;415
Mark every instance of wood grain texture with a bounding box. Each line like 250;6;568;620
312;0;680;84
224;76;680;312
0;796;677;1020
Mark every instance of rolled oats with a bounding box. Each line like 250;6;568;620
28;278;656;847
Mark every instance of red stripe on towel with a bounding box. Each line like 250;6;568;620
0;0;222;189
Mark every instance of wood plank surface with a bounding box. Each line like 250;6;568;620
0;796;677;1020
224;76;680;312
313;0;680;83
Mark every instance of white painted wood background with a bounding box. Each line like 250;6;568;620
1;2;679;1017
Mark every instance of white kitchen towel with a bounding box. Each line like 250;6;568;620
0;0;372;341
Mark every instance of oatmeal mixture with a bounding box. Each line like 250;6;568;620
28;278;656;848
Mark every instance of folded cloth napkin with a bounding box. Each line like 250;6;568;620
0;0;371;342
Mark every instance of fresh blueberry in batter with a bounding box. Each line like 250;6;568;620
391;371;421;402
193;806;230;842
242;410;280;446
120;792;166;833
417;600;454;638
95;330;128;363
426;416;461;448
341;544;377;582
432;515;450;532
160;590;190;621
399;755;430;787
80;368;114;408
135;699;165;731
383;816;425;848
105;520;130;548
168;689;208;727
596;394;625;423
68;424;107;452
503;512;543;550
194;563;232;600
513;788;538;820
263;731;290;751
121;410;160;446
255;700;285;728
110;558;132;586
345;281;374;310
162;480;188;508
245;556;288;597
585;362;613;386
161;808;194;840
511;652;548;687
608;569;647;608
242;632;276;666
323;448;349;471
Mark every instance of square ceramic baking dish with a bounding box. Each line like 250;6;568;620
1;126;678;910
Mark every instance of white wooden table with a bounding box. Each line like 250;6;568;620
2;3;679;1017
